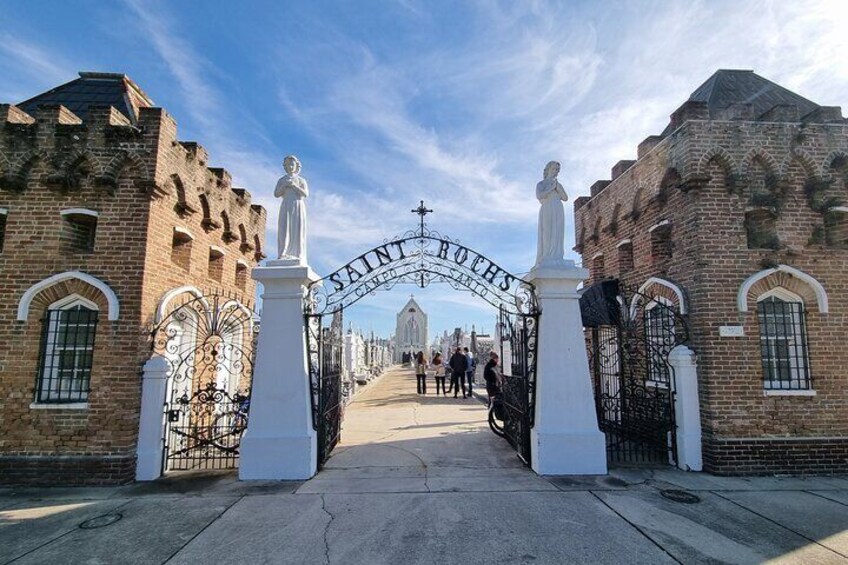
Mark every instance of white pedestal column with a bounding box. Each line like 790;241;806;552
528;262;607;475
135;355;170;481
670;345;703;471
239;262;319;480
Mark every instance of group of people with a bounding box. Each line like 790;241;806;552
413;348;503;401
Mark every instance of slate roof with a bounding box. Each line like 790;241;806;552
17;72;154;124
688;69;819;120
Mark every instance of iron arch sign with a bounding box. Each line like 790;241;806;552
305;201;538;316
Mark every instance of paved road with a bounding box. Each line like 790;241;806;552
2;366;848;564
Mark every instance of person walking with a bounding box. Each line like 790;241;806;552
415;351;427;395
449;347;468;398
484;352;502;403
432;353;446;395
464;347;475;397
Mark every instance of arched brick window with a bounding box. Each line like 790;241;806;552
235;260;248;290
171;227;193;272
617;239;634;274
756;288;811;391
591;253;605;282
649;220;672;263
36;295;99;404
60;208;98;253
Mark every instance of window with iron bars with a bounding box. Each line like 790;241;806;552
757;295;812;390
35;302;99;403
644;299;675;386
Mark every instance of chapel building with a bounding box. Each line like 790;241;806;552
574;69;848;474
0;72;267;484
394;297;428;362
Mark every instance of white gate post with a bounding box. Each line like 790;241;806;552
528;262;607;475
670;344;703;471
135;355;170;481
239;263;319;480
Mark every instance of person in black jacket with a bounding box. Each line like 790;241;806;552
449;347;468;398
484;352;502;401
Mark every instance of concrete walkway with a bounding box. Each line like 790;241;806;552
300;365;547;494
2;367;848;564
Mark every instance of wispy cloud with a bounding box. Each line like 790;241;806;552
0;34;75;100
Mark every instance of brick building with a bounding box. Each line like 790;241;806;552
0;72;266;484
575;70;848;474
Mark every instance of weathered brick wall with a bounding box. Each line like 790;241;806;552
0;104;154;483
0;100;266;484
576;116;848;474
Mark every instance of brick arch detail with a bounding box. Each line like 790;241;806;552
9;149;49;186
738;265;828;313
696;146;739;177
779;148;818;179
822;150;848;175
103;151;151;182
17;271;120;321
741;148;780;178
629;277;687;318
63;149;105;177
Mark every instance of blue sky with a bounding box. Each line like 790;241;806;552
2;0;847;338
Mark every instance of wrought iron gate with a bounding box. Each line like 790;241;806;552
304;310;344;468
302;200;541;466
581;280;688;465
497;307;539;465
152;291;258;471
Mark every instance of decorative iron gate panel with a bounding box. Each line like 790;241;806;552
163;383;250;471
152;291;258;471
581;280;688;466
498;307;538;465
305;310;344;468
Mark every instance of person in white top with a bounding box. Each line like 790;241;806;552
464;347;475;396
431;353;446;396
415;351;428;395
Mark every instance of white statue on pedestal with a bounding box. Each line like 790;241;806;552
535;160;568;268
275;155;308;263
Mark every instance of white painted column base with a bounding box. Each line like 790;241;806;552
239;435;316;480
239;262;319;481
670;344;703;471
531;430;607;475
528;261;607;476
135;356;170;481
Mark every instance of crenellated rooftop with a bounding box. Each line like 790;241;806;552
0;76;265;226
581;70;846;208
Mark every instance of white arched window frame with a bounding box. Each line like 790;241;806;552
756;288;814;394
643;296;675;388
34;294;99;407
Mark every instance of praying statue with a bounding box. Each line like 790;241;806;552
535;160;568;267
275;155;308;263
